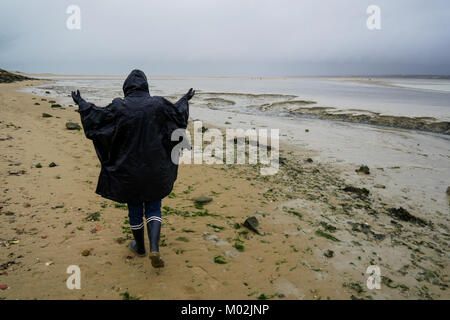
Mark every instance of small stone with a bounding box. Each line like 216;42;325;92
48;162;57;168
8;170;26;176
372;232;386;241
202;232;218;243
374;184;386;189
192;196;213;205
42;113;53;118
324;250;334;258
66;122;81;130
215;240;231;247
81;249;91;256
446;186;450;196
224;250;239;258
243;216;260;235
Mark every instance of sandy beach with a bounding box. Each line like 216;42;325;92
0;77;449;300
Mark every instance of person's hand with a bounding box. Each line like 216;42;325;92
71;90;83;105
186;88;195;101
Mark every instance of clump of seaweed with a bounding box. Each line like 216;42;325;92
355;165;370;174
387;207;428;227
343;186;370;198
315;229;340;242
84;211;101;222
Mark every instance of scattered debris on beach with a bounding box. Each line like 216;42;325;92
0;82;448;300
355;165;370;175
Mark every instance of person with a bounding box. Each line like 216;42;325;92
71;69;194;268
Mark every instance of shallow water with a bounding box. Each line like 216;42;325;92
382;78;450;93
23;76;450;215
190;107;450;214
30;75;450;120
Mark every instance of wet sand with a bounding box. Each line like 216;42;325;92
0;80;449;300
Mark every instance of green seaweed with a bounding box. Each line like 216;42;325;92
214;255;227;264
315;229;340;242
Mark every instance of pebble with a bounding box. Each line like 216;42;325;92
192;196;213;205
324;250;334;258
243;216;260;235
66;122;81;130
202;232;218;243
224;250;240;258
215;240;231;247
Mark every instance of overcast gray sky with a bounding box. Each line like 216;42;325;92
1;0;449;76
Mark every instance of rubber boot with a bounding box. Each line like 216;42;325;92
147;219;164;268
130;226;146;257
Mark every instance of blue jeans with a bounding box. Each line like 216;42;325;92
127;200;162;230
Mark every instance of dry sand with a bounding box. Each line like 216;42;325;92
0;80;449;300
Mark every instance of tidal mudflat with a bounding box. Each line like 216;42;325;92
1;73;449;299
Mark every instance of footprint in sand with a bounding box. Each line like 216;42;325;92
191;266;221;291
183;285;197;294
273;278;305;299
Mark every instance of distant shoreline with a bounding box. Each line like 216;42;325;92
5;68;450;81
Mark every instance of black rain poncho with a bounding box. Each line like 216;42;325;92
77;69;189;203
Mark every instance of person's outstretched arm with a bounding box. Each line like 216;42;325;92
163;88;195;129
71;90;116;140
